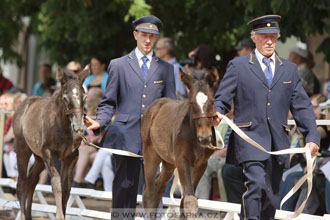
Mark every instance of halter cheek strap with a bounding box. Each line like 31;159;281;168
66;108;85;116
192;112;218;120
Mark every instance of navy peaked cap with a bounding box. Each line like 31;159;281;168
132;15;162;34
248;15;281;34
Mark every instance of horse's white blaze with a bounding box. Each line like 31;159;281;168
63;94;68;100
196;92;208;113
72;88;80;105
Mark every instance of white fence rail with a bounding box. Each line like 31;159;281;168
1;114;330;219
0;178;329;220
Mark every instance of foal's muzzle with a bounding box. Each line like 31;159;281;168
198;135;212;146
66;108;85;134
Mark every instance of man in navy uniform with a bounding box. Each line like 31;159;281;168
85;15;176;219
213;15;320;220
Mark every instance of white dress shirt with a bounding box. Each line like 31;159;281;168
135;47;153;69
255;48;276;77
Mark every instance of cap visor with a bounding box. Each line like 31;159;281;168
135;28;159;34
255;28;280;34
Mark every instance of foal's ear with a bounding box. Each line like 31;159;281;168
79;64;91;84
205;67;218;87
179;68;193;89
57;68;68;85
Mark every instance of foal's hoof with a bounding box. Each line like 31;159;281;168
183;195;198;219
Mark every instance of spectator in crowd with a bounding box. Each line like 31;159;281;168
84;148;114;191
72;87;104;187
83;88;114;192
306;51;320;95
292;95;330;215
323;100;330;214
326;178;330;214
0;94;7;110
288;47;319;96
83;56;108;92
185;45;221;88
32;63;57;97
85;15;176;219
3;93;28;180
235;38;255;57
214;15;319;220
2;93;16;179
278;94;327;211
0;67;13;95
187;44;221;89
155;37;187;100
3;94;15;134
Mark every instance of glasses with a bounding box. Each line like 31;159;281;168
154;47;165;51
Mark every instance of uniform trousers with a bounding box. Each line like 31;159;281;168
112;155;143;220
241;156;284;220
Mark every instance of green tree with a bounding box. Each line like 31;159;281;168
36;0;139;65
151;0;330;63
0;0;45;66
0;0;329;66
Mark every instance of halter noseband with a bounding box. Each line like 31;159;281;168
66;108;86;116
192;112;218;120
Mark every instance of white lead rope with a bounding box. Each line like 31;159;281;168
219;114;315;218
81;135;143;158
82;114;313;218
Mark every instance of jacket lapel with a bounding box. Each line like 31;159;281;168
145;55;161;83
128;50;144;82
248;52;269;88
270;54;284;89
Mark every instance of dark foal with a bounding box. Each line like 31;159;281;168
141;69;218;219
13;66;90;220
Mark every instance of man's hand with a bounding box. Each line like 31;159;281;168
305;142;319;157
211;148;227;158
85;116;100;130
213;112;223;126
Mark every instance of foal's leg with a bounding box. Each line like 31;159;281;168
43;150;65;220
61;150;79;214
25;155;45;219
143;146;162;219
177;159;198;219
15;139;32;220
191;162;208;192
153;161;175;202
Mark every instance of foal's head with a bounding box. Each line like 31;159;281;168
57;66;90;135
180;69;217;147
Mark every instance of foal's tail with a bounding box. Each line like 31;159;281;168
140;98;170;146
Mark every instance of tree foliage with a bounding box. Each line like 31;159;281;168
36;0;138;65
0;0;329;66
151;0;330;63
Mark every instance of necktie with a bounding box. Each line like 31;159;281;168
141;56;149;80
263;57;273;87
